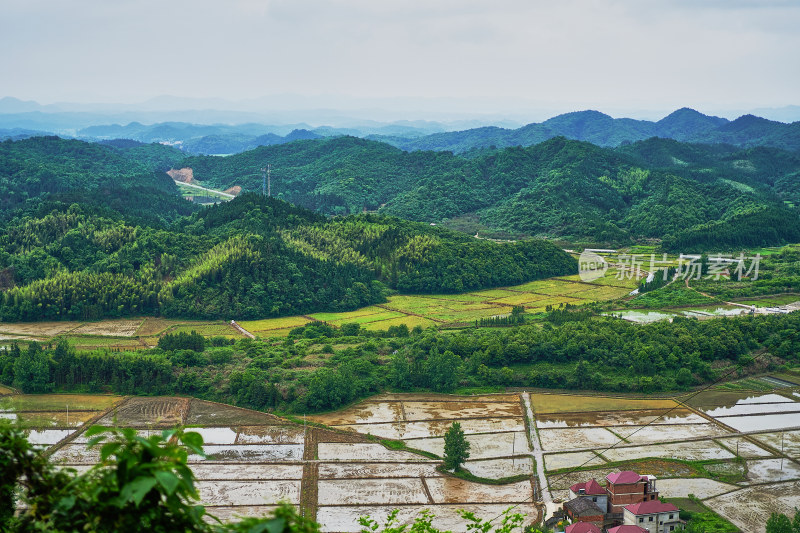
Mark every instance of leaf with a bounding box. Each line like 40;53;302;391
154;470;180;496
181;430;204;449
99;442;121;461
120;477;157;506
84;425;108;437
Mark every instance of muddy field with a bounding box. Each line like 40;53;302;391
656;478;738;499
337;417;524;440
197;480;302;505
716;437;774;458
538;426;622;452
706;481;800;533
744;458;800;484
535;408;705;428
464;457;533;478
98;397;188;426
316;503;540;533
752;430;800;457
614;423;731;445
71;319;143;337
543;451;605;471
404;431;529;459
317;443;434;462
601;440;735;462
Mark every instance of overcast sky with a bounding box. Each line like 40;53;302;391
2;0;799;119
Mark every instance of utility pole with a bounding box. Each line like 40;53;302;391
260;164;272;197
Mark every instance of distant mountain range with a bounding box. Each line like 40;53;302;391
1;97;799;155
373;108;800;153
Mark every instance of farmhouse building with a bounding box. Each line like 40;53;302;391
605;471;659;513
564;497;605;528
565;522;602;533
622;501;681;533
569;479;608;511
562;470;676;531
607;526;648;533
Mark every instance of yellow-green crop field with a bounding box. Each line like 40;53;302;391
0;394;123;412
531;393;678;414
0;267;643;341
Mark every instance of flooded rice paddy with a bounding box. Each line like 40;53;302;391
4;384;799;532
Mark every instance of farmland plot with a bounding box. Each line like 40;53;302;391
716;437;774;458
743;458;800;484
317;443;434;462
543;451;605;471
193;444;304;462
0;394;122;412
318;463;442;479
537;427;620;452
535;408;705;428
656;478;738;499
98;397;187;426
714;413;800;433
317;479;429;505
337;417;525;440
706;481;800;533
404;431;529;459
309;401;405;425
197;480;301;505
752;430;800;457
425;477;532;503
191;464;303;480
71;319;143;337
316;503;540;533
612;423;730;445
601;440;735;462
531;393;677;414
463;457;533;478
402;400;522;420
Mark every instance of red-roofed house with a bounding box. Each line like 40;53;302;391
607;526;648;533
623;501;682;533
565;522;602;533
569;478;609;511
605;471;659;513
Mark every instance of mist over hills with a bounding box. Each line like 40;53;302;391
1;97;799;155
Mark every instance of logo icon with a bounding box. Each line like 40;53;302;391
579;250;608;282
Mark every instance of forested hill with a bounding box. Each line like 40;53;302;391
0;136;191;225
180;135;800;249
373;108;800;153
0;137;576;322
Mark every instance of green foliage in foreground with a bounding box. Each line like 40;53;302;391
765;510;800;533
1;422;528;532
0;421;319;532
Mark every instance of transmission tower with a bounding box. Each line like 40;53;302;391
260;164;272;197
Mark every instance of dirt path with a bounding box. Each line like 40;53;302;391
521;392;552;514
173;180;235;198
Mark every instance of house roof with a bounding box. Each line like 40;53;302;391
606;470;643;484
565;523;602;533
607;526;648;533
625;500;679;515
564;498;604;517
570;479;606;495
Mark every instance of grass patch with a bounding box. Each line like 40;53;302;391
436;464;530;485
239;316;311;332
374;437;441;460
668;497;740;532
629;283;720;309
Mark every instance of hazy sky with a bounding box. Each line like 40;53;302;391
2;0;799;117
